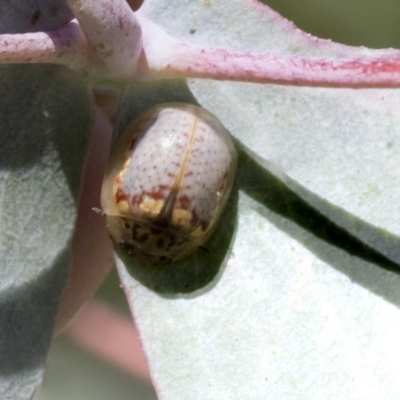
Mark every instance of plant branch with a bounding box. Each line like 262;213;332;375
0;19;88;73
0;0;143;81
2;5;400;88
66;0;142;80
137;17;400;88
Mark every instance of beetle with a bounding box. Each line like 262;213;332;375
101;103;237;266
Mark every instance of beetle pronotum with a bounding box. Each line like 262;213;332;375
101;103;237;266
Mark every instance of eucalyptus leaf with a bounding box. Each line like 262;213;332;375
0;1;93;398
114;1;400;398
0;64;92;400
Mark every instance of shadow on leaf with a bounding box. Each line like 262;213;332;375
236;140;400;276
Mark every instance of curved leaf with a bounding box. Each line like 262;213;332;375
116;1;400;398
0;2;93;397
0;64;92;399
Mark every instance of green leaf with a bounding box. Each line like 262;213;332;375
115;1;400;398
0;64;92;399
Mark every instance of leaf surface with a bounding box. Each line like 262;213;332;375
116;1;400;399
0;64;92;400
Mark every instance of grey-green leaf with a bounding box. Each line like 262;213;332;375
116;1;400;399
0;64;92;399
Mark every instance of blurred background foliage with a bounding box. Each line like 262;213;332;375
34;0;400;399
34;335;157;400
263;0;400;48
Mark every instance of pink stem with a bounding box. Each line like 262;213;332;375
135;17;400;88
0;19;88;72
3;14;400;88
140;38;400;88
66;0;143;80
